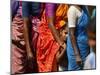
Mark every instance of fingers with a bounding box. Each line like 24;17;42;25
27;57;34;70
76;57;83;68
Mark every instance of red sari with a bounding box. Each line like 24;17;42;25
36;4;68;72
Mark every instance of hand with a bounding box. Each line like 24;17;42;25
75;55;82;66
56;51;60;64
27;51;34;60
27;50;35;69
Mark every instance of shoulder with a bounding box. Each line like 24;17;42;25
68;5;79;16
68;6;77;13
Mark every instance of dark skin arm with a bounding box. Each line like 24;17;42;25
69;28;82;65
46;4;66;68
48;17;64;46
23;18;34;60
23;18;36;69
46;4;64;46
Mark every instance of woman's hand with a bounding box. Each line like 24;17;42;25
27;48;35;69
27;50;34;60
75;54;82;66
56;51;60;64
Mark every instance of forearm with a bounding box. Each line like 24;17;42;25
46;3;63;45
48;22;63;45
23;18;32;53
69;28;80;56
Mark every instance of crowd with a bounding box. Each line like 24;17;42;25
11;0;96;74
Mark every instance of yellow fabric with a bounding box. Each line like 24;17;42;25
56;4;68;19
55;4;68;29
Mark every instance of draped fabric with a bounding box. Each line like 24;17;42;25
11;6;40;74
36;4;68;72
55;4;68;29
12;2;68;73
67;6;90;70
11;6;27;74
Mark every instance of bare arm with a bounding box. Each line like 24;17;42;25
67;6;82;65
48;17;63;45
46;4;63;46
69;28;80;56
23;18;33;58
69;28;82;65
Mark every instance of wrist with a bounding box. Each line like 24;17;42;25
75;53;80;56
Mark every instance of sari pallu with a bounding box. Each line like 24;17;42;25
36;4;68;72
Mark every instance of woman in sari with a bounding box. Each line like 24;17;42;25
36;3;68;72
67;5;90;70
12;1;42;74
22;1;42;73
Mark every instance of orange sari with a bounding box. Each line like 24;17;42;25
36;4;68;72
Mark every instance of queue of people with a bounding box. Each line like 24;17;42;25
11;0;96;74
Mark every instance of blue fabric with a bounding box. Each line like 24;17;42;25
22;2;41;17
89;51;96;69
67;6;90;70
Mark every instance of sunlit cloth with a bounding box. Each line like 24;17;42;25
36;11;59;72
36;4;68;72
55;4;68;29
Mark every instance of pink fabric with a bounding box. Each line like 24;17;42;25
45;3;56;17
11;44;26;74
11;5;40;74
11;6;27;74
31;17;41;50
